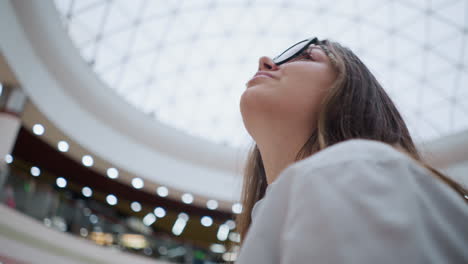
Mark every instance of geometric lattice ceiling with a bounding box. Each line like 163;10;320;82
54;0;468;148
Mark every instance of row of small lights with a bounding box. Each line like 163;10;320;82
4;123;243;241
27;123;243;214
79;207;239;256
5;153;240;241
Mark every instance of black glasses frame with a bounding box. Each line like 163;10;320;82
272;37;320;65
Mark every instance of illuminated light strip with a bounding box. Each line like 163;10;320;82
143;213;156;226
172;218;187;236
217;224;229;241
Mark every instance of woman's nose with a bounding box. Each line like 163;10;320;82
258;56;279;71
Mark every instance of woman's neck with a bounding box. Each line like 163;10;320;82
256;136;310;185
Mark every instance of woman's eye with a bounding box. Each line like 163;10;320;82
288;52;315;63
300;52;314;61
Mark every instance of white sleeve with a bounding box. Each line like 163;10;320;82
280;158;420;264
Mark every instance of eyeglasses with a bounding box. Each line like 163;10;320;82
272;37;320;65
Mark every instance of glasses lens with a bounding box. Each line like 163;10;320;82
273;39;309;64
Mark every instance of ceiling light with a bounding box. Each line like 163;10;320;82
228;232;240;243
222;252;237;262
217;224;229;241
56;177;67;188
4;154;13;164
143;213;156;226
178;212;189;222
82;186;93;197
32;124;45;135
232;203;242;214
210;243;226;254
106;194;118;206
181;193;194;204
156;186;169;197
225;220;236;230
131;201;142;212
89;214;98;224
30;166;41;177
172;218;187;236
132;177;144;189
207;199;218;210
57;141;69;152
201;216;213;227
106;168;119;179
154;207;166;218
82;155;94;167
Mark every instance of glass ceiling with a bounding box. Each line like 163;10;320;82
54;0;468;148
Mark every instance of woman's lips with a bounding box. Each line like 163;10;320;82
254;71;276;79
246;72;276;87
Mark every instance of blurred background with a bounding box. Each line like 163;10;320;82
0;0;467;263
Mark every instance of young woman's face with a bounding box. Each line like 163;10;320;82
240;44;338;137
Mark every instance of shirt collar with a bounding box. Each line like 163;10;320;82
250;181;276;220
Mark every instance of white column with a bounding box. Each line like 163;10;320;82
0;83;26;170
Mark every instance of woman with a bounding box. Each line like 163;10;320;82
233;37;468;263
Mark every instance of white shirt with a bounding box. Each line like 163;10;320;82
235;139;468;264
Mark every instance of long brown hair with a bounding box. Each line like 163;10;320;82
233;38;468;250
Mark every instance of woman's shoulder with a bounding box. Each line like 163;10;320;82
278;139;436;200
295;139;412;170
278;139;466;214
276;142;468;264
